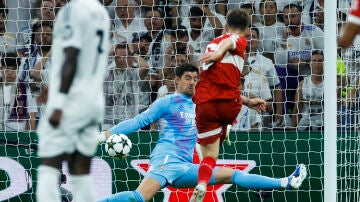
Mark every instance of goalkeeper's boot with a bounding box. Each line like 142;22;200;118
287;164;307;189
190;182;206;202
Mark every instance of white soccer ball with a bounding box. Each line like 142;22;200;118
105;134;132;158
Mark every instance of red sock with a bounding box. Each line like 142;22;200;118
198;157;216;185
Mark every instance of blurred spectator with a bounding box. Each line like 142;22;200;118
0;53;36;131
232;65;272;132
143;7;167;70
17;0;55;57
253;0;286;62
187;6;217;62
277;3;324;76
19;21;52;127
241;3;259;25
171;0;226;28
112;0;146;43
131;31;152;57
4;0;32;42
103;43;151;129
182;4;223;37
246;26;284;128
0;6;16;61
157;67;176;99
54;0;67;14
291;50;324;131
164;25;197;68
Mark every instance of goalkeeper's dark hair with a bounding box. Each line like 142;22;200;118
226;8;250;32
175;63;199;77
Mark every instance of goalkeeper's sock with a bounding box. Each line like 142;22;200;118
71;174;95;202
36;165;61;202
98;190;145;202
232;170;282;189
198;156;216;185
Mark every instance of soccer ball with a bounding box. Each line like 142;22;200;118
105;134;132;158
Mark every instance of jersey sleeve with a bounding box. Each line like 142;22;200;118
232;35;247;58
57;6;87;49
349;0;360;25
109;97;169;135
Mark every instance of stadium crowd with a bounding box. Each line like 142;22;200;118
0;0;357;132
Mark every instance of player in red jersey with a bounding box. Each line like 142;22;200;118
338;0;360;48
190;8;267;202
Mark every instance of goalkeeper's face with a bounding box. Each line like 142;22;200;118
175;71;198;96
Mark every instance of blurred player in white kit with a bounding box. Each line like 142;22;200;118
36;0;110;202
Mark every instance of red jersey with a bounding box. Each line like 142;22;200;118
349;0;360;25
193;33;247;104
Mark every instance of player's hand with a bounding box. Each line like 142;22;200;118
49;109;62;128
198;52;221;64
247;98;266;113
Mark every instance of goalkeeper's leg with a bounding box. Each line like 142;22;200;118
98;176;162;202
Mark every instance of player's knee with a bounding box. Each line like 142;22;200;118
68;152;92;175
40;154;68;169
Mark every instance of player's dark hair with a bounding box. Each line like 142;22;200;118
226;8;250;31
115;43;132;55
175;63;199;77
283;3;301;13
0;53;20;69
250;26;260;39
260;0;277;9
189;6;204;17
241;3;255;14
312;50;323;57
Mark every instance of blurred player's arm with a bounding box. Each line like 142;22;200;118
198;38;235;64
48;47;79;127
338;22;360;48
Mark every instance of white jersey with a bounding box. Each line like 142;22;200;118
243;68;272;101
254;21;285;53
297;76;324;130
248;52;280;88
38;0;110;158
48;0;110;115
287;24;324;62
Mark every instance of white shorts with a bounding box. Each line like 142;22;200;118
37;108;101;158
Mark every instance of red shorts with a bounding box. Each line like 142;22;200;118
195;98;242;145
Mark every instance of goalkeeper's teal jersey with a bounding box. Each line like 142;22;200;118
110;92;197;163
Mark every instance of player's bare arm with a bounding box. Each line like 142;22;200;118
48;47;79;128
338;22;360;48
241;95;266;113
198;38;234;64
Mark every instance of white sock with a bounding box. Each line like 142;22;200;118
71;174;95;202
280;177;288;188
36;165;61;202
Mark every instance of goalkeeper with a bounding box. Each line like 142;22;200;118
97;63;307;202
